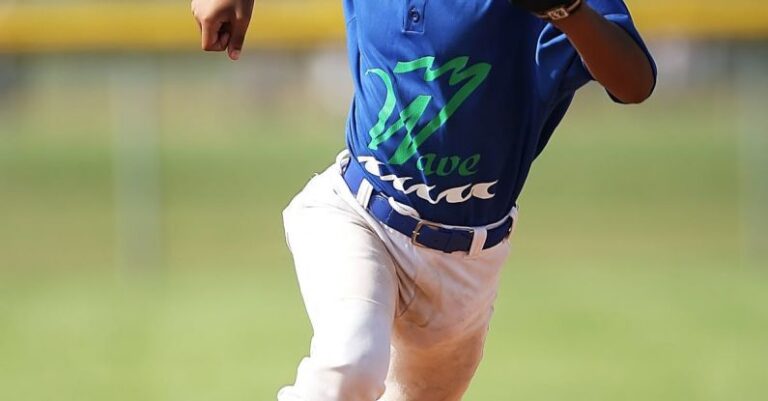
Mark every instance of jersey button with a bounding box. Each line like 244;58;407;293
409;8;421;23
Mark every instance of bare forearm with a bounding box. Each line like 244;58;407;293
554;5;654;104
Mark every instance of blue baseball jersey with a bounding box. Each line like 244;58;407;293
343;0;656;226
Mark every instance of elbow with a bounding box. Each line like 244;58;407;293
613;69;656;105
600;57;657;104
617;85;653;104
610;79;654;104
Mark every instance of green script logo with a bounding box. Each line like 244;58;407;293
366;56;491;167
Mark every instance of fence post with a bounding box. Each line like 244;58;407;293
110;57;163;278
736;45;768;268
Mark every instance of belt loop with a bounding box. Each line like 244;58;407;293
468;227;487;257
356;179;374;209
508;205;519;239
335;149;351;173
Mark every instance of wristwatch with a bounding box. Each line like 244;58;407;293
535;0;584;21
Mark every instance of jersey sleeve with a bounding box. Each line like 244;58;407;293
535;0;657;103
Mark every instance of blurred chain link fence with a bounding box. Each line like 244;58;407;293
0;1;766;272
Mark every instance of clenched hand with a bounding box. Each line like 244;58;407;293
191;0;254;60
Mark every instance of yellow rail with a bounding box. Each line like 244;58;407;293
632;3;768;38
0;3;767;53
0;3;345;53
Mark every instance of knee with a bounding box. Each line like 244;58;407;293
339;354;388;397
294;344;389;401
324;345;389;400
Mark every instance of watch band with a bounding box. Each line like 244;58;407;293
535;0;584;21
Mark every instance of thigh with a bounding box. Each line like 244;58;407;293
375;226;510;401
281;172;400;401
283;172;399;326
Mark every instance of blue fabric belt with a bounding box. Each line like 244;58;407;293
342;159;513;254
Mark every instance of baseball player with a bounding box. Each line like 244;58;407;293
192;0;656;400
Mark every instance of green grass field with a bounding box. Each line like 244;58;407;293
1;81;766;401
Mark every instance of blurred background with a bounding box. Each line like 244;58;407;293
0;1;767;400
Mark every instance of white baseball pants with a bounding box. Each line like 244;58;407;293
278;154;516;401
